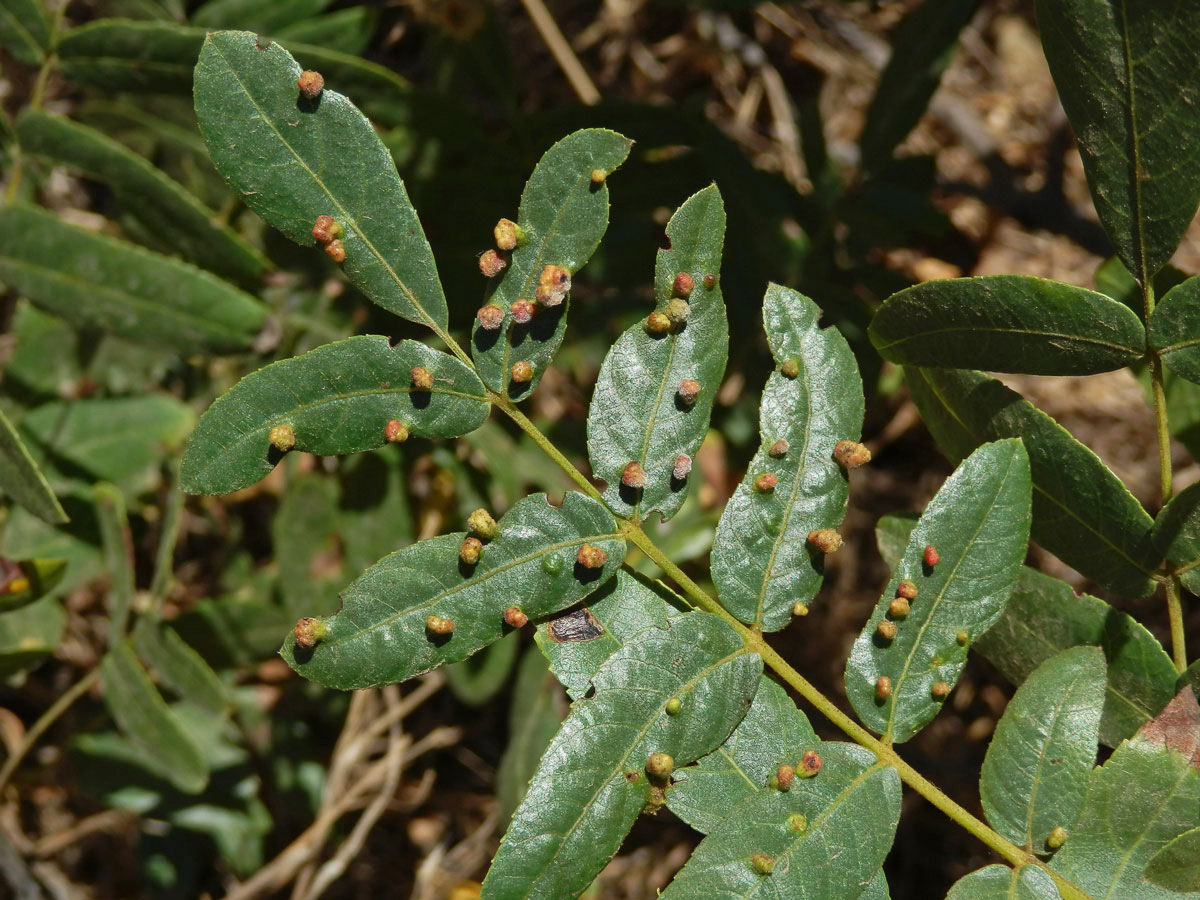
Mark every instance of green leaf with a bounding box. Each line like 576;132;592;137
0;594;65;678
0;204;266;353
282;492;625;690
444;631;521;706
99;641;208;794
0;406;67;524
483;611;762;900
273;7;377;56
861;871;892;900
870;276;1146;375
23;395;194;497
1151;480;1200;594
945;865;1062;900
57;20;205;93
0;0;51;65
1034;0;1200;284
667;676;817;834
16;111;268;284
1144;826;1200;892
0;558;66;612
1095;256;1189;322
905;366;1157;598
181;336;489;495
535;567;686;701
1052;689;1200;900
980;646;1105;850
1149;276;1200;385
192;0;332;32
711;284;863;631
659;745;901;900
975;567;1178;748
875;512;920;568
496;646;565;824
587;185;728;522
132;619;229;717
846;440;1031;743
194;30;448;331
471;128;632;399
94;483;134;644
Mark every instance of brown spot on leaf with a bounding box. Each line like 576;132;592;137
547;607;604;642
1140;687;1200;768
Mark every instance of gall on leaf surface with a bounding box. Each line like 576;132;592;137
471;128;633;398
534;567;687;702
483;611;761;900
870;275;1145;375
1051;688;1200;900
945;864;1062;900
659;743;900;900
905;366;1157;599
587;185;728;522
711;284;863;631
1035;0;1200;285
181;336;488;495
193;30;449;331
1148;276;1200;387
846;440;1031;744
667;676;817;835
0;204;266;354
281;492;625;690
979;646;1105;850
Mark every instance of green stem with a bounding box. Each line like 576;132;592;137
1166;577;1188;673
0;668;99;794
490;392;1096;898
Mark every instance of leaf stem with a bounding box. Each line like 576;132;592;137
0;668;99;795
490;394;1096;898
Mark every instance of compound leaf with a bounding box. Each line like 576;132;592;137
16;111;268;284
181;335;489;495
0;0;50;65
99;641;208;794
976;567;1178;748
980;647;1105;850
0;406;66;525
712;284;863;631
471;128;632;398
847;440;1031;743
1052;689;1200;900
281;492;625;690
1035;0;1200;285
945;865;1062;900
194;30;448;330
870;276;1145;375
659;744;901;900
587;185;727;522
1151;479;1200;594
667;676;817;835
483;611;761;900
1150;276;1200;385
1144;826;1200;892
905;366;1157;598
535;567;686;702
57;19;205;92
0;204;266;353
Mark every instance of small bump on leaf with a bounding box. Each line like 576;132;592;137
477;304;504;330
296;69;324;98
479;249;507;278
312;215;340;243
645;312;670;335
646;751;674;779
807;528;842;553
666;298;690;328
780;358;799;378
324;239;345;262
268;423;295;451
460;537;482;566
467;508;499;540
775;764;795;791
673;272;695;298
799;749;822;777
1047;826;1068;850
576;544;607;569
672;454;692;480
750;853;775;875
877;620;898;641
493;218;525;251
410;366;433;391
622;461;647;489
793;601;809;617
511;360;533;383
590;168;606;184
754;473;778;493
536;265;571;307
504;606;528;628
876;676;892;699
768;438;789;459
889;596;911;618
702;273;717;289
293;616;327;649
833;439;871;469
384;420;409;443
425;615;454;635
510;299;536;324
896;580;918;600
931;681;950;700
677;379;701;406
924;544;940;568
666;697;682;716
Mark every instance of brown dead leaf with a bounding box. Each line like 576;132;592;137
1140;687;1200;768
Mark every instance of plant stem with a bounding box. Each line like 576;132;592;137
1166;577;1188;673
0;668;99;795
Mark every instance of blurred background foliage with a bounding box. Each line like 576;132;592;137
1;0;1195;897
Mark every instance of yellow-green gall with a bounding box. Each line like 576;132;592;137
576;544;607;569
385;419;409;443
750;853;775;875
411;366;434;390
312;215;341;243
646;312;671;335
591;168;607;184
875;676;892;699
269;423;296;452
665;697;682;716
793;601;809;617
467;508;499;540
493;218;525;250
425;615;454;635
666;298;690;327
293;616;327;649
832;440;872;469
877;620;898;641
807;528;843;553
889;596;911;618
787;813;807;833
324;239;346;263
459;536;482;565
781;358;800;378
956;630;969;646
646;752;674;779
799;749;822;777
1047;826;1068;849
